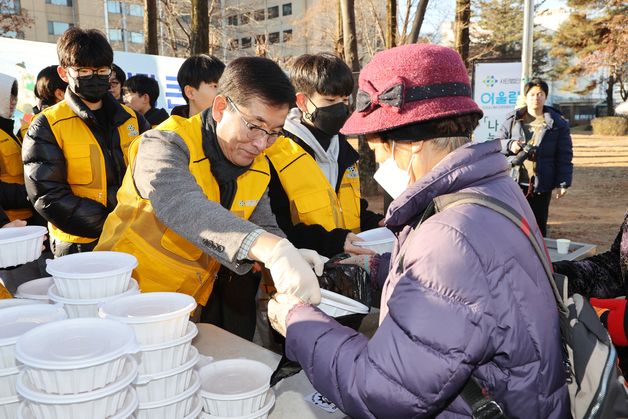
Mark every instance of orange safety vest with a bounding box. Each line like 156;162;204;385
0;128;32;221
96;114;270;305
265;136;362;233
39;101;140;244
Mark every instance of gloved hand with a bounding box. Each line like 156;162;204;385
590;297;628;346
268;293;305;337
296;248;328;276
263;239;324;304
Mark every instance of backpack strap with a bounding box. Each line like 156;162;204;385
460;378;507;419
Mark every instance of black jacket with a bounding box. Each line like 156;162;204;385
22;90;150;239
145;107;170;127
268;130;382;258
0;117;29;212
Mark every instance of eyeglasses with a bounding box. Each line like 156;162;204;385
227;97;284;144
69;67;113;80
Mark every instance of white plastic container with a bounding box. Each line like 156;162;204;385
0;365;19;397
135;346;198;403
99;292;197;345
556;238;571;255
48;279;140;319
182;393;203;419
0;226;47;268
200;390;275;419
0;298;47;310
136;371;201;419
198;359;272;416
0;394;20;418
317;289;369;317
16;359;136;419
15;277;53;301
46;251;137;299
138;321;197;375
0;304;66;369
15;318;139;395
354;227;395;254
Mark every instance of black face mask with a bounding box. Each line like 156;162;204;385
307;99;350;135
69;75;111;103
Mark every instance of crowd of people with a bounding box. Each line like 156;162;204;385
1;26;627;417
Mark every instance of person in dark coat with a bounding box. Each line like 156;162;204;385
267;44;569;418
123;74;169;127
496;78;573;236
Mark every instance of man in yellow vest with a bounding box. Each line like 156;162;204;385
266;53;383;258
22;28;150;257
96;57;326;332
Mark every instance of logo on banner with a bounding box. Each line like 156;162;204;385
482;75;498;88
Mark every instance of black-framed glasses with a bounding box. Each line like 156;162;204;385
227;97;284;144
69;67;113;80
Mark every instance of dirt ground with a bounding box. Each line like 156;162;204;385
364;134;628;253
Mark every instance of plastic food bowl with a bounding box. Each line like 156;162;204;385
16;359;136;419
99;292;197;345
200;390;275;419
135;346;198;403
199;359;273;416
182;393;203;419
15;318;139;395
354;227;395;254
15;277;53;301
48;279;140;319
0;226;47;268
0;394;20;418
0;304;67;369
138;321;197;375
136;372;201;419
318;289;369;317
46;251;137;299
0;365;20;397
0;298;47;310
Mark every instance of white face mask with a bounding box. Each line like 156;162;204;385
373;141;414;199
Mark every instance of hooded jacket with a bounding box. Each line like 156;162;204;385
144;106;169;127
284;141;569;418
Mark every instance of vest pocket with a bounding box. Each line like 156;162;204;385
0;143;23;177
338;182;361;230
291;189;336;230
64;144;93;185
161;228;203;261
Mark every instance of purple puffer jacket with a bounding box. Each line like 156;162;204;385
285;140;570;418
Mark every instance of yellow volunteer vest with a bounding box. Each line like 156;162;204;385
40;101;140;244
0;283;11;299
95;114;270;305
0;128;32;221
265;136;361;233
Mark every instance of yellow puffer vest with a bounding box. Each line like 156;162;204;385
41;101;140;244
265;136;361;233
0;128;32;221
95;114;270;305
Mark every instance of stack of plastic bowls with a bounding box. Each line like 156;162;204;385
0;226;47;268
0;304;67;418
15;318;140;419
46;251;140;318
317;289;370;318
354;227;395;254
198;359;275;419
99;292;202;419
15;277;54;303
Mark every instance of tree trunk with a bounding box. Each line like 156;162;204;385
144;0;159;55
335;0;344;58
454;0;470;67
190;0;209;54
385;0;396;49
606;74;615;117
408;0;429;43
340;0;360;71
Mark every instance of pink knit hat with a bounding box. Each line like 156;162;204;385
341;44;482;136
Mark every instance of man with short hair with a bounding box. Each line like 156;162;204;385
22;27;150;257
123;74;169;127
171;54;225;118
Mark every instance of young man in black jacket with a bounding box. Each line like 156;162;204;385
123;74;169;127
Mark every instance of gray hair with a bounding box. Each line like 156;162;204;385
428;136;471;153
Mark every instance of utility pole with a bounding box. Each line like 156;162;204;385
520;0;534;93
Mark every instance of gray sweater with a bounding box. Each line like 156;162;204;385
133;128;284;275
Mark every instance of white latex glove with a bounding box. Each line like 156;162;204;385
263;239;322;304
296;248;328;276
268;293;304;337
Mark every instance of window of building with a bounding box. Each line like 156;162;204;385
180;14;191;24
108;28;122;41
228;38;239;50
282;29;292;42
0;0;20;14
268;31;279;44
267;5;278;19
46;0;72;6
2;31;23;38
227;15;238;26
107;1;121;13
47;21;72;35
130;31;144;43
129;4;143;16
240;12;250;25
255;34;266;45
282;3;292;16
253;9;264;21
241;36;251;48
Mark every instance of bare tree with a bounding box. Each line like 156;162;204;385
144;0;159;54
190;0;208;54
454;0;470;67
385;0;396;48
0;0;33;37
340;0;360;71
408;0;429;43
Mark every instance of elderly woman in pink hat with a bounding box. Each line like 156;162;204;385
267;44;569;418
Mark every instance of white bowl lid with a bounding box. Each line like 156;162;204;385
45;251;138;279
138;371;200;409
15;277;53;300
99;292;196;323
319;289;369;314
199;359;272;398
0;226;47;244
109;387;139;419
355;227;395;246
48;279;139;305
136;346;199;384
0;298;47;309
0;304;67;346
15;318;139;370
139;321;197;351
